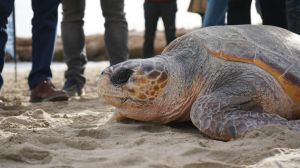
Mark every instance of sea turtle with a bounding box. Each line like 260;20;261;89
98;25;300;141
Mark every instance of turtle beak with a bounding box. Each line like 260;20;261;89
98;68;112;93
99;67;112;80
98;67;126;98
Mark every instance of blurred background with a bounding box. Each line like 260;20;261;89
15;0;261;37
6;0;262;61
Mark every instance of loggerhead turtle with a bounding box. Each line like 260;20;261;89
98;25;300;141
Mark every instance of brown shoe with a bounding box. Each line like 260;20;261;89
30;80;69;102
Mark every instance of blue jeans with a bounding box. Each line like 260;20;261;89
286;0;300;34
203;0;228;27
0;0;60;90
0;0;14;89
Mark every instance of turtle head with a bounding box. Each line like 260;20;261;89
98;59;169;121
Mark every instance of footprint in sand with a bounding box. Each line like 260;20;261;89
0;109;72;130
148;164;172;168
180;147;210;156
138;124;170;133
77;129;111;139
183;162;243;168
47;166;74;168
0;100;30;116
37;135;98;150
0;145;52;164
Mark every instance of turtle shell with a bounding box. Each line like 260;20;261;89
193;25;300;103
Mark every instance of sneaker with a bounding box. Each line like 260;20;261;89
30;80;69;102
63;79;85;97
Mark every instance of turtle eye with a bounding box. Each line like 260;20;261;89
111;68;134;86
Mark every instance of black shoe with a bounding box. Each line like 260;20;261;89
63;79;85;97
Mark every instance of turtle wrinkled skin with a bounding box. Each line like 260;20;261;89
98;25;300;141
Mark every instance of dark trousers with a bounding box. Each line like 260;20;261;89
61;0;128;86
259;0;287;29
286;0;300;34
101;0;129;65
0;0;14;89
0;0;60;89
227;0;252;25
61;0;87;86
143;1;177;58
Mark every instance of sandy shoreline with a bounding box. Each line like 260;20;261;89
0;62;299;168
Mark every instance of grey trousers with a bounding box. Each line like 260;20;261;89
286;0;300;35
61;0;129;86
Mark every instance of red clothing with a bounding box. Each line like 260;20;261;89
145;0;176;3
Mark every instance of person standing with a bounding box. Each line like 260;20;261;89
259;0;287;29
143;0;177;58
286;0;300;34
61;0;129;96
227;0;252;25
202;0;228;27
0;0;68;102
188;0;206;25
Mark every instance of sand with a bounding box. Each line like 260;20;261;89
0;62;299;168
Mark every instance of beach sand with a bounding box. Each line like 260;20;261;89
0;62;299;168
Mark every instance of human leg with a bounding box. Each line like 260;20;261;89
255;0;262;16
143;2;160;58
30;0;68;102
259;0;287;28
160;1;177;45
100;0;129;65
61;0;87;96
199;13;205;25
227;0;252;25
286;0;300;34
0;0;14;89
203;0;228;27
30;0;60;89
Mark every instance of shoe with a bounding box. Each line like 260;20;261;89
62;79;85;97
30;80;69;102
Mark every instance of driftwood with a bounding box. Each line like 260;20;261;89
11;29;190;62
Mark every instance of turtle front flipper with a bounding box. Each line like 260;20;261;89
190;93;300;141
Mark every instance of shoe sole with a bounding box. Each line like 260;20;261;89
30;95;69;103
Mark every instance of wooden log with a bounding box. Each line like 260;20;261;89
13;29;190;62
